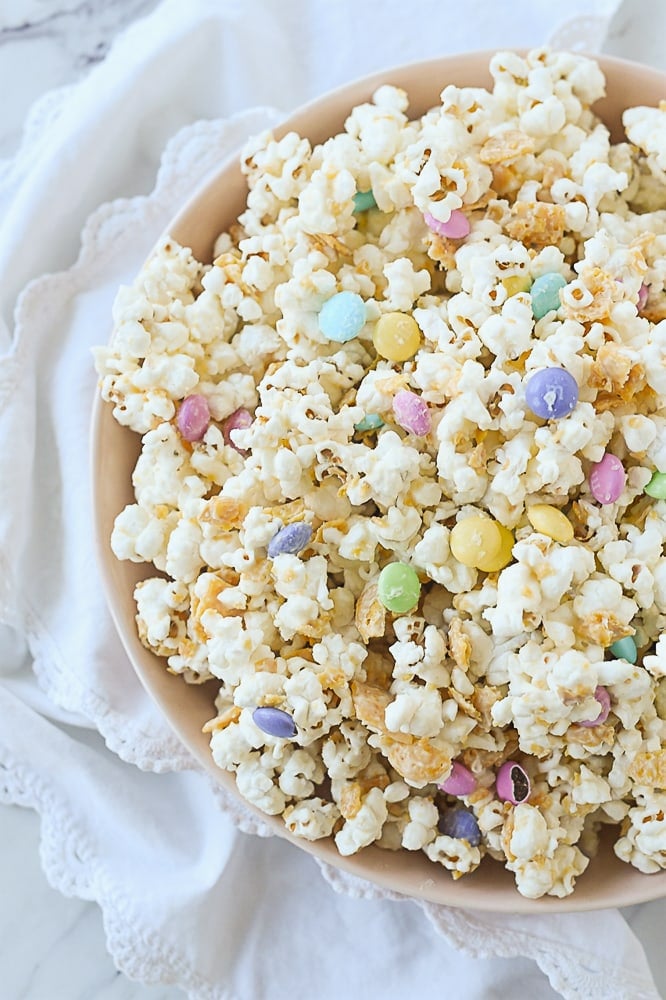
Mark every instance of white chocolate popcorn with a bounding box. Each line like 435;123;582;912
97;48;666;899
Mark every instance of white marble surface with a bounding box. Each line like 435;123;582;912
0;1;665;998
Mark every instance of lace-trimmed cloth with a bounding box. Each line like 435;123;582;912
2;0;662;997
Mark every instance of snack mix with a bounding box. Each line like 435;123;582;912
95;48;666;898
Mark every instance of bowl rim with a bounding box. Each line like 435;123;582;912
91;47;666;913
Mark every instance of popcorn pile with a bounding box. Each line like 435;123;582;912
94;48;666;899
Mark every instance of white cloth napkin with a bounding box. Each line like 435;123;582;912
1;1;663;997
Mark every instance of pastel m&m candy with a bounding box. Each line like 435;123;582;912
353;190;377;213
377;562;421;614
589;452;626;505
644;471;666;499
354;413;384;432
438;807;481;846
496;761;531;804
267;522;313;558
424;209;470;240
222;407;252;454
579;686;611;728
319;291;366;342
438;761;477;797
450;516;513;572
252;707;297;739
637;282;649;311
530;272;567;320
526;504;574;543
392;389;431;436
373;311;422;362
525;367;578;420
609;635;637;664
176;394;210;442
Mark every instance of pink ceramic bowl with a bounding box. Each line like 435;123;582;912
92;51;666;912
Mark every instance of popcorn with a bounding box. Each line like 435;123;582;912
97;48;666;899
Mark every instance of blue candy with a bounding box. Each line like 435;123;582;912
353;190;377;213
438;807;481;846
319;291;366;343
252;707;297;739
525;367;578;420
609;635;638;664
267;522;313;558
530;272;567;320
354;413;384;432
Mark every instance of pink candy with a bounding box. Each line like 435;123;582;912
589;452;626;505
423;209;470;240
637;283;649;311
392;389;431;436
579;686;611;728
222;407;253;454
438;761;477;797
176;394;210;442
496;761;531;805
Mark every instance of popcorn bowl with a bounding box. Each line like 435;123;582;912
92;50;666;912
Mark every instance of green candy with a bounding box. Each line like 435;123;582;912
354;413;384;432
645;471;666;499
377;562;421;614
609;636;638;664
530;272;567;321
353;190;377;213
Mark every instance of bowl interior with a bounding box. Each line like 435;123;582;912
92;50;666;912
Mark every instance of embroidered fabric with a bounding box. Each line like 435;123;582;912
2;1;662;998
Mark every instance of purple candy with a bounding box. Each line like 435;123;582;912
496;761;531;805
438;807;481;846
252;706;297;739
222;407;253;454
176;394;210;442
638;283;649;311
579;686;611;728
525;368;578;420
267;522;313;558
392;389;431;436
438;761;477;797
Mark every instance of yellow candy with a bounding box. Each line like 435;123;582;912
450;516;513;572
476;523;514;572
526;504;574;543
502;274;532;297
373;312;421;362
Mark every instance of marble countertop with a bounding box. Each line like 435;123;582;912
1;1;665;998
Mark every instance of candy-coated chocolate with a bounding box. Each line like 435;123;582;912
424;208;470;240
525;367;578;420
526;504;574;543
450;516;512;572
438;807;481;846
377;562;421;614
222;407;252;454
252;706;297;739
353;190;377;213
176;394;210;442
644;471;666;499
438;761;477;797
579;686;612;728
267;522;313;558
318;291;366;342
530;272;567;320
496;761;531;804
609;635;638;664
373;312;422;362
589;452;626;505
392;389;431;436
637;282;649;311
503;273;532;297
354;413;384;432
